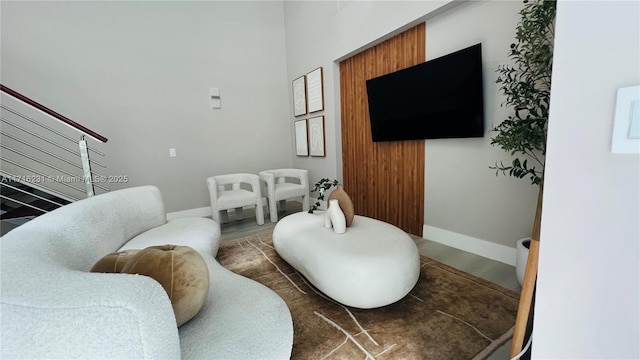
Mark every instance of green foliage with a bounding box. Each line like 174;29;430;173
308;178;340;213
490;0;556;186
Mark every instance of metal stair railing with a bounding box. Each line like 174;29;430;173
0;84;109;220
0;178;68;214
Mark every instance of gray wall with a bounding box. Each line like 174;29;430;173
1;1;291;212
423;0;538;250
283;0;451;185
533;0;639;357
283;0;536;260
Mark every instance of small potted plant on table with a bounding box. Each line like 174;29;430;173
308;178;340;213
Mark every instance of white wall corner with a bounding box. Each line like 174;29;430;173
422;225;517;266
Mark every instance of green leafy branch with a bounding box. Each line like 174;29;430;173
491;159;542;185
490;0;556;186
308;178;340;213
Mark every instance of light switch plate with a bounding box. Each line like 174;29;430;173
611;85;640;153
210;87;221;109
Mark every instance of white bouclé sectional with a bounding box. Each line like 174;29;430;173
0;185;293;359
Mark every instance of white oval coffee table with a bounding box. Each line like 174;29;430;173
272;211;420;309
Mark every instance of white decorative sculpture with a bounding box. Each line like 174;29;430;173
324;199;346;234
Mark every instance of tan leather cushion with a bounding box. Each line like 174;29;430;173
90;249;140;273
92;245;210;327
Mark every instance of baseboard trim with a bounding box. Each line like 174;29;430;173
166;206;212;220
422;225;516;266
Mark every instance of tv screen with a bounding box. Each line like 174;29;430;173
365;43;484;142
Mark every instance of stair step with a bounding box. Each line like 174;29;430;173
0;205;45;220
0;198;66;220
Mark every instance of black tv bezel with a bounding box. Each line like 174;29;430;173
365;43;484;142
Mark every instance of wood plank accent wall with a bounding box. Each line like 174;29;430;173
339;23;425;236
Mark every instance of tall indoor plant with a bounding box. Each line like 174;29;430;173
491;0;555;286
490;0;556;356
490;0;556;186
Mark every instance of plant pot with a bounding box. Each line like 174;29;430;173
516;237;531;286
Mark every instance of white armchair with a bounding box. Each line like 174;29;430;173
259;168;309;223
207;173;265;226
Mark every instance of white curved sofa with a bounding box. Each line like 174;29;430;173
0;185;293;359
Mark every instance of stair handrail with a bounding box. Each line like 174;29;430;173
0;84;108;143
1;105;105;156
0;84;109;200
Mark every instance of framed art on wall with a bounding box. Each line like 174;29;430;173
306;67;324;113
293;75;307;117
294;119;309;156
308;116;325;157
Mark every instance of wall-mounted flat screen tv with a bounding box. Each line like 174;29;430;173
365;43;484;142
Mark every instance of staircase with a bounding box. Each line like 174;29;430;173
0;84;109;235
1;177;72;230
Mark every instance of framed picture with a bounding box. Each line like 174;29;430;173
294;119;309;156
292;75;307;117
308;116;325;157
306;67;324;113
